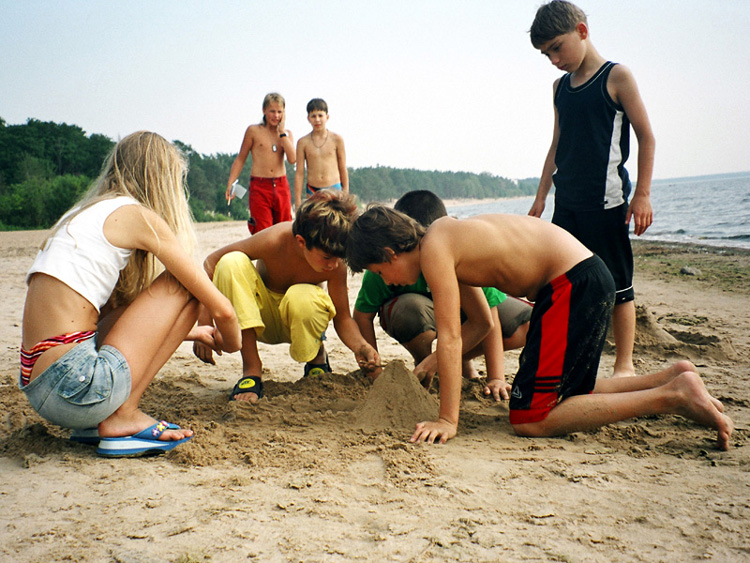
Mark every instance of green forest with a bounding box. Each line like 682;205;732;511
0;118;538;230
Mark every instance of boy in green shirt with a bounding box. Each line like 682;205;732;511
353;190;531;399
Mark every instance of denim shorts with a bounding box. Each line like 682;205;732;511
19;336;132;430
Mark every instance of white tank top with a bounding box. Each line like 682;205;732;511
26;196;139;312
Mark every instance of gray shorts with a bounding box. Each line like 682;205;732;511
379;293;532;343
19;336;132;430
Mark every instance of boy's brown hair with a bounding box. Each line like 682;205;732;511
306;98;329;114
530;0;588;48
345;205;426;273
394;189;447;227
293;189;357;257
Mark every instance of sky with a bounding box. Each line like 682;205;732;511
2;0;749;181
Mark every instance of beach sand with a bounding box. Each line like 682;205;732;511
1;221;748;562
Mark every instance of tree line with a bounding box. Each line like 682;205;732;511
0;118;537;230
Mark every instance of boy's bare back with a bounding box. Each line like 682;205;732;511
422;214;592;301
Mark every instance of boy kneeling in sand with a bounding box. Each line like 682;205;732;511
353;190;531;400
345;207;733;450
194;190;380;402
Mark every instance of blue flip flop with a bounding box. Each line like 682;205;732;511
71;422;181;446
96;421;191;457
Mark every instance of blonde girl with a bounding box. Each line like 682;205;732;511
20;131;241;456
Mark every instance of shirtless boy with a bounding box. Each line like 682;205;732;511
226;92;296;233
354;190;531;400
346;207;733;450
194;190;380;402
294;98;348;211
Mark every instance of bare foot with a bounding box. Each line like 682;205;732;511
462;360;480;380
230;374;263;403
98;409;193;441
670;371;733;450
231;391;261;404
664;361;723;413
612;366;636;378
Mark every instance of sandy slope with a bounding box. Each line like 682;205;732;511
1;221;748;563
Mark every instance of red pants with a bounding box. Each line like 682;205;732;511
248;176;292;233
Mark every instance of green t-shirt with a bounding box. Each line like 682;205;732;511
354;270;505;313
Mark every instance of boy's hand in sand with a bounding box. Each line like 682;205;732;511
410;418;457;444
414;353;438;389
484;378;511;401
356;344;381;375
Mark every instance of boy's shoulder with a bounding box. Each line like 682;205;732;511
252;221;295;250
245;123;268;137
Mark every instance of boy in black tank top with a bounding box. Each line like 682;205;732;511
528;1;656;379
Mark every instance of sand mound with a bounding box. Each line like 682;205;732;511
354;360;439;433
631;304;737;361
634;304;680;348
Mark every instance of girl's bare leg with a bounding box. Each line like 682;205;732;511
97;272;199;440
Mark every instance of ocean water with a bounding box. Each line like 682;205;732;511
446;173;750;250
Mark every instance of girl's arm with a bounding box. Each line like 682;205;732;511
106;205;242;352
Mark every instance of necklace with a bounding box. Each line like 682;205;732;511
312;131;328;149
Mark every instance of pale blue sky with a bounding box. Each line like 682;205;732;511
2;0;748;180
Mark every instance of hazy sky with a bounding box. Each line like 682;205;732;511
2;0;748;181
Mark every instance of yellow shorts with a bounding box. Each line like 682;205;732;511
213;251;336;362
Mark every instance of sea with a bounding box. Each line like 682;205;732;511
445;172;750;250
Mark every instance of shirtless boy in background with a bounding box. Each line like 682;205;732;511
226;92;296;233
294;98;348;211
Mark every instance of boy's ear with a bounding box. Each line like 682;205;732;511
295;234;307;248
576;22;588;40
384;247;397;261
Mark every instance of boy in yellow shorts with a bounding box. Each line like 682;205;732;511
194;190;379;402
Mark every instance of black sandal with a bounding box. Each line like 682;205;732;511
303;355;332;378
230;376;264;400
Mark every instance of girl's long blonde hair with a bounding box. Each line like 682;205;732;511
48;131;196;307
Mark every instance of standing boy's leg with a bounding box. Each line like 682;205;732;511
552;204;636;377
248;177;275;233
612;300;636;377
271;176;293;226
